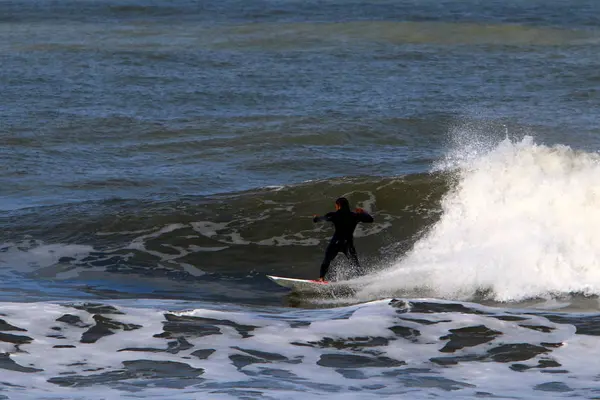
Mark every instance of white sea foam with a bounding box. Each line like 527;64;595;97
0;298;597;399
0;241;94;272
359;135;600;302
0;222;215;280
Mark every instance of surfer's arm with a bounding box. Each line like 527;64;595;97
355;208;374;223
313;212;335;223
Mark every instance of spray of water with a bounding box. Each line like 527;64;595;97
358;128;600;302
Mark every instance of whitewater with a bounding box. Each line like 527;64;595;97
358;136;600;304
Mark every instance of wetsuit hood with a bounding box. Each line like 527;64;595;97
335;197;350;211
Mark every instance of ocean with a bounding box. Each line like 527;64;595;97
2;0;600;398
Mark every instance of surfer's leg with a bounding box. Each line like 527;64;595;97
345;244;364;276
320;242;339;280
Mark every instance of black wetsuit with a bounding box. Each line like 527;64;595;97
313;208;374;279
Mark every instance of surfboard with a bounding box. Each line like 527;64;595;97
267;275;331;291
266;275;355;294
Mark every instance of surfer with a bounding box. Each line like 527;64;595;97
313;197;374;281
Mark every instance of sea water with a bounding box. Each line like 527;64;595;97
2;0;600;398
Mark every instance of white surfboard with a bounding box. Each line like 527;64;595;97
266;275;354;293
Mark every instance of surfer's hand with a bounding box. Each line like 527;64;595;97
355;208;364;213
313;215;319;223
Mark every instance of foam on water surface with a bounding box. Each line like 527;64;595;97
0;298;598;399
359;136;600;302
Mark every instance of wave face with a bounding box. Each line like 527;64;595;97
1;173;449;303
359;135;600;302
